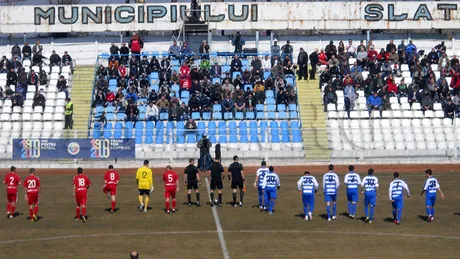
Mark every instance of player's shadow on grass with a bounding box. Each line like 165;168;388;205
417;215;429;222
383;217;395;223
318;214;329;220
26;216;43;221
339;212;349;217
358;216;367;222
12;212;23;218
104;208;119;213
136;206;153;211
454;213;460;216
294;213;306;219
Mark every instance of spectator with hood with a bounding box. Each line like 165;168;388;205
325;41;337;60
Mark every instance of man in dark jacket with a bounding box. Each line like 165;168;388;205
49;50;61;67
11;44;21;59
281;40;293;61
62;51;73;68
110;43;120;60
319;67;331;89
32;89;46;110
12;91;24;108
0;56;9;73
6;68;18;86
119;43;130;65
22;42;32;60
325;41;337;60
28;70;39;92
251;56;262;79
7;57;22;72
309;49;319;80
297;48;308;80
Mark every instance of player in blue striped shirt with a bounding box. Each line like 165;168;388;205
421;169;445;222
389;172;410;225
344;165;361;219
323;164;340;221
261;166;280;215
361;169;379;224
297;171;319;221
253;161;269;210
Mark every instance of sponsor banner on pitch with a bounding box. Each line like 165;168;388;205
12;138;135;159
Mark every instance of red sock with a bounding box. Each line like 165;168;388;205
166;201;170;210
172;200;176;209
82;207;86;217
111;201;116;211
6;203;11;213
76;207;80;218
34;206;39;216
29;208;33;219
11;205;15;214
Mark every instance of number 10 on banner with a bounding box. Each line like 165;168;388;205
90;139;110;158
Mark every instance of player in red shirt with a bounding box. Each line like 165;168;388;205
72;167;91;222
23;168;41;222
3;166;21;218
102;165;120;213
162;166;179;214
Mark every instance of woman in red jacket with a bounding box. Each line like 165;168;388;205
387;74;398;95
179;62;191;97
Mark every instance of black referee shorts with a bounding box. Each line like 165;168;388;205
231;179;244;190
210;178;223;190
187;179;199;190
138;189;150;196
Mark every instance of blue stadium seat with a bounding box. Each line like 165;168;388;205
114;122;123;138
146;121;154;129
138;106;146;115
116;113;126;120
286;77;294;86
124;128;132;138
278;112;287;119
202;112;211;120
106;113;114;121
277;104;286;112
155;121;164;129
266;98;276;105
291;121;300;129
135;136;143;144
187;134;197;143
289;111;298;119
222;65;230;73
281;134;290;143
239;121;248;129
212;77;221;85
267;104;276;112
246;112;255;120
218;135;227;143
171;60;180;67
280;121;289;129
176;135;185;144
229;135;238;143
191;112;201;120
250;134;259;143
208;121;216;135
166;121;175;130
266;90;274;98
292;134;302;143
209;135;217;144
288;104;297;111
263;71;271;80
250;128;258;136
135;121;144;130
240;128;248;136
240;135;248;143
218;121;226;135
171;84;180;93
271;134;280;143
232;71;241;78
181;91;190;99
270;121;279;129
150;72;159;79
213;112;222;120
242;59;249;66
93;128;101;138
257;112;266;119
249;121;257;129
267;112;276;120
95;105;104;115
260;121;268;131
150;84;159;92
197;122;206;135
213;104;222;112
109;79;117;86
224;112;233;120
256;104;264;111
160;113;168;121
156;135;164;144
109;85;117;93
243;84;253;91
106;106;115;113
271;128;279;136
235;112;244;120
181;98;189;104
125;121;133;129
228;121;237;136
145;136;153;144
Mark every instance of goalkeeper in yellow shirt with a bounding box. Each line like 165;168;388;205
136;160;154;212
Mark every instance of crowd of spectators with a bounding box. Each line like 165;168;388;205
316;39;460;119
0;40;73;112
95;37;298;124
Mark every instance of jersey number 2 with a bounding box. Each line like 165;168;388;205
9;177;15;185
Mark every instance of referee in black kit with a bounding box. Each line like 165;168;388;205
228;155;245;207
184;158;201;207
209;158;224;207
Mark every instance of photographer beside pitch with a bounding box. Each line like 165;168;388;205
197;133;212;174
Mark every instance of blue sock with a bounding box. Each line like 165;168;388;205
264;194;269;209
392;209;396;220
303;204;308;216
370;206;374;220
426;207;431;216
258;194;263;207
348;203;351;214
364;206;369;218
326;205;331;218
397;209;402;222
271;200;275;212
431;207;435;217
332;203;336;216
353;203;357;215
310;202;315;214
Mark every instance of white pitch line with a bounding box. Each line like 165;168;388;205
1;229;460;245
205;178;230;259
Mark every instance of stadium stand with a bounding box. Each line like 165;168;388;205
88;46;304;160
0;46;73;158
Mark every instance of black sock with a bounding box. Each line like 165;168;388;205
232;193;236;204
187;194;191;203
196;192;200;202
218;193;222;204
240;191;244;202
210;192;214;202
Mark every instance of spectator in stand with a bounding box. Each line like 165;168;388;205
118;64;128;79
211;60;222;78
323;86;337;112
367;40;375;50
126;88;138;105
271;61;284;78
229;55;242;79
139;56;149;75
49;50;61;69
27;70;39;93
57;75;69;98
32;51;44;67
386;40;396;53
148;89;158;103
277;87;288;105
233;74;243;89
435;41;446;56
451;66;460;95
125;103;139;122
96;75;108;93
184;118;197;135
421;90;434;113
32;40;43;57
157;95;170;113
438;53;450;73
128;75;138;89
347;39;356;58
444;98;456;119
357;46;368;68
8;56;21;72
325;41;337;60
18;68;27;87
338;41;345;54
93;90;106;107
97;64;108;78
262;55;272;74
406;40;417;59
145;101;159;122
271;40;281;59
397;78;407;104
318;49;327;65
397;40;406;55
169;98;181;121
179;62;191;95
0;56;9;73
428;48;439;65
32;89;46;110
149;56;160;72
221;93;234;116
253;85;265;104
309;49;319;80
22;42;32;60
139;73;149;97
297;48;308;81
272;55;281;67
199;40;210;55
367;46;378;61
234;94;246;114
12;91;24;108
241;68;252;85
108;57;119;76
387;74;398;96
188;94;200;113
251;56;263;79
168;41;181;60
319;67;331;89
367;91;382;117
181;42;191;60
119;43;129;65
274;75;285;90
281;40;293;61
344;83;356;118
106;90;115;106
116;88;125;106
6;68;17;86
62;51;73;70
129;34;144;63
110;43;120;61
11;43;21;59
222;79;235;96
200;56;210;77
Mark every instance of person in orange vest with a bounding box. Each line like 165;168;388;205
128;34;144;66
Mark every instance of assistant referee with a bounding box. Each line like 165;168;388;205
209;158;224;207
228;155;245;207
136;160;153;212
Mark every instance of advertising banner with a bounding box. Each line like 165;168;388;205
12;138;135;160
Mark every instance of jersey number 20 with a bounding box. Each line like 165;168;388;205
27;180;36;188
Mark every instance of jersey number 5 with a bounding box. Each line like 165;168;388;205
168;175;173;183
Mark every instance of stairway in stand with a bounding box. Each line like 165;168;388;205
67;66;94;138
296;79;331;161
